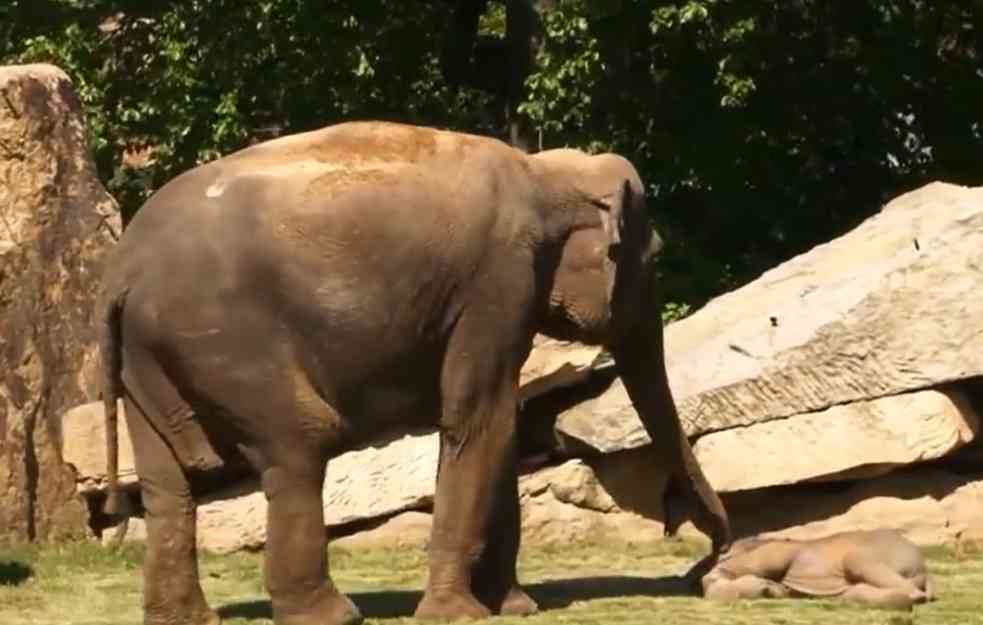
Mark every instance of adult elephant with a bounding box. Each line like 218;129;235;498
97;121;729;625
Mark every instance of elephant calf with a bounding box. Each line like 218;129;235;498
702;529;935;610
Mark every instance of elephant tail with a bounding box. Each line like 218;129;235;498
98;288;127;518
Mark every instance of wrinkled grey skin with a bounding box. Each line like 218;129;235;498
703;529;934;611
97;121;730;625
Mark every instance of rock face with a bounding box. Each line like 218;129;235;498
556;181;983;453
0;64;121;542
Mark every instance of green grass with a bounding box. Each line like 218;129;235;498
0;538;981;625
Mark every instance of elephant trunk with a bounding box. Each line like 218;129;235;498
610;318;731;556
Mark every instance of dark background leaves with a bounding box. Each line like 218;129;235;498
4;0;981;317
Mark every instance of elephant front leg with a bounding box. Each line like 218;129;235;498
415;397;523;620
261;458;362;625
470;453;538;616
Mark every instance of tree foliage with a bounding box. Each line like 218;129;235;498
4;0;983;313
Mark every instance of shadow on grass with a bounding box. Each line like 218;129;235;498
0;561;32;586
218;574;691;620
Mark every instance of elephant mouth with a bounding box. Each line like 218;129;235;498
542;310;611;346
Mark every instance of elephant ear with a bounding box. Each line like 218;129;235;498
599;179;630;256
597;179;632;308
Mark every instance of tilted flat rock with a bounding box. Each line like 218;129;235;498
694;389;979;491
556;181;983;452
0;64;121;541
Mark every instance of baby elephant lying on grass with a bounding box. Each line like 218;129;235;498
701;529;935;610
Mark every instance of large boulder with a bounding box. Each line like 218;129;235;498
195;431;438;553
333;454;672;551
521;460;983;548
339;462;983;551
554;182;983;478
0;64;121;542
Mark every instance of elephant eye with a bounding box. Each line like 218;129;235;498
607;242;621;261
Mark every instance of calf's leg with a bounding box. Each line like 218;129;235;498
704;575;788;602
844;554;927;606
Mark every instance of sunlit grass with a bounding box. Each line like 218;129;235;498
0;537;980;624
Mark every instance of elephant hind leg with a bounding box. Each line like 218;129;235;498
208;363;358;625
175;344;359;625
124;394;218;625
260;454;362;625
843;553;926;604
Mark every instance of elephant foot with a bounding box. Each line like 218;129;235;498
499;586;539;616
146;606;221;625
144;578;221;625
908;588;929;604
272;587;363;625
414;590;492;621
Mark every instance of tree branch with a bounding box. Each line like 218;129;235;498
440;0;543;150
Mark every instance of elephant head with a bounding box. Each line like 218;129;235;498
529;148;731;556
